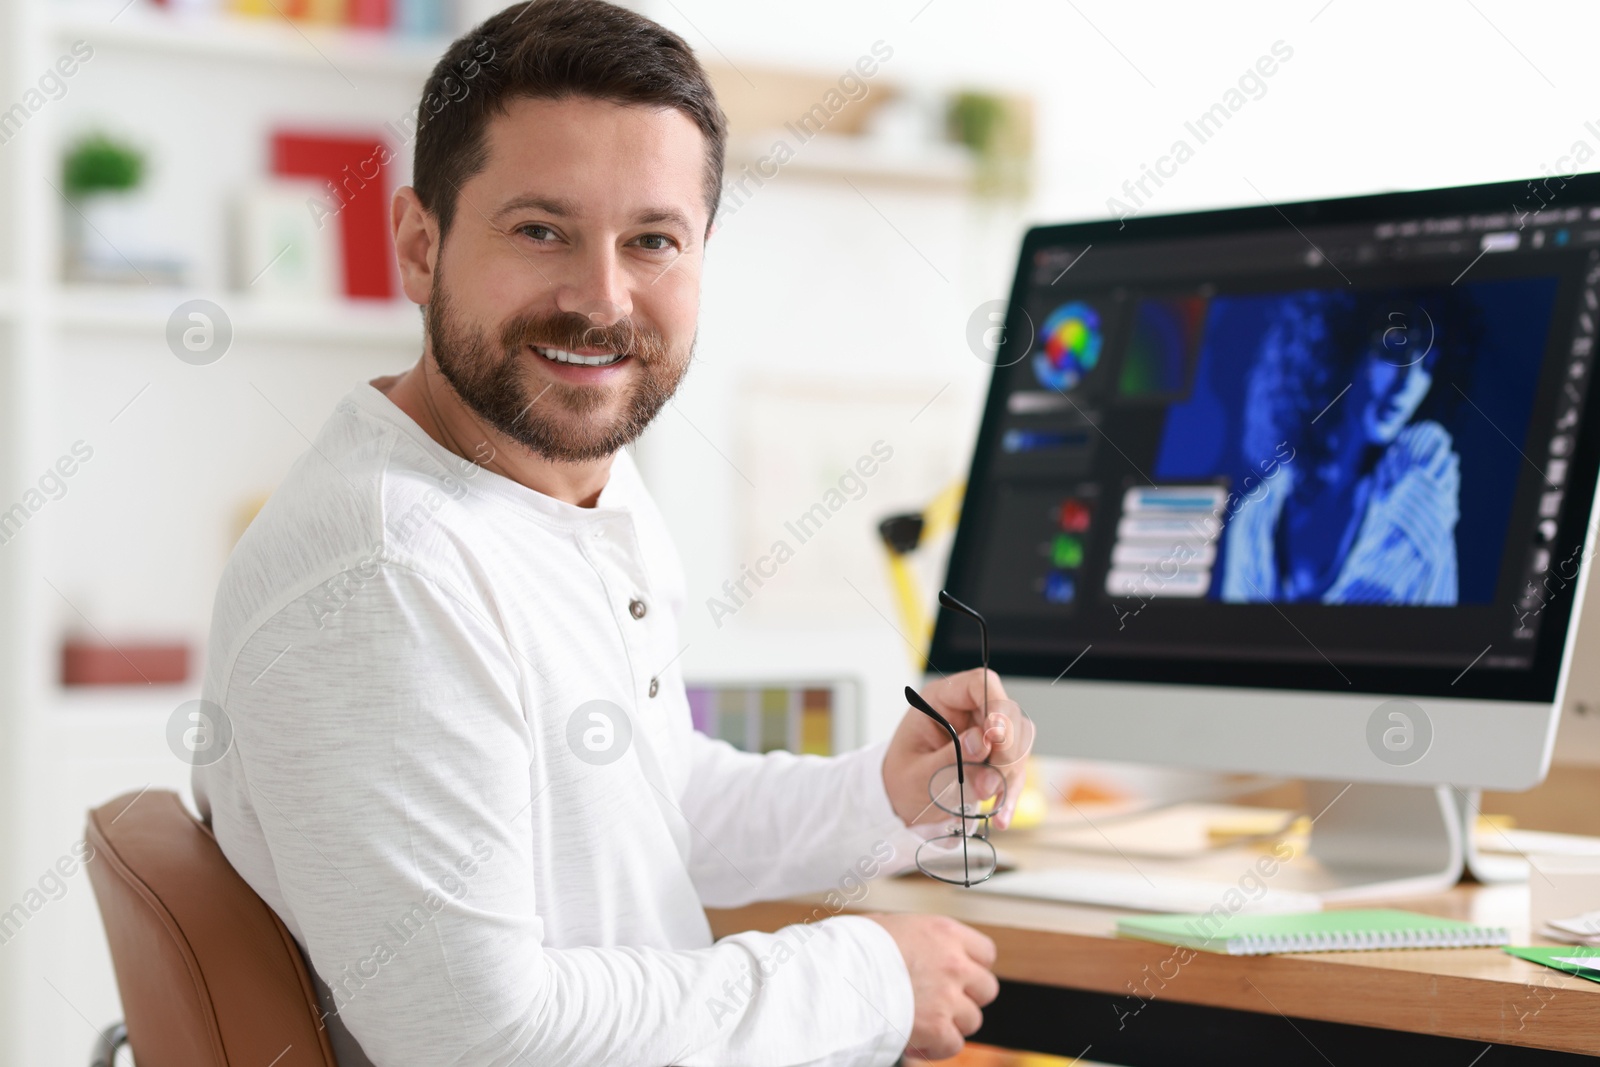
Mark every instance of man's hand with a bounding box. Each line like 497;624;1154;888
866;912;998;1061
883;668;1030;830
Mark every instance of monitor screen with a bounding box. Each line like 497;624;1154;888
933;175;1600;703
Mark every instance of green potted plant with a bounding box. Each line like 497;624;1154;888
946;90;1032;199
61;132;156;284
63;132;144;200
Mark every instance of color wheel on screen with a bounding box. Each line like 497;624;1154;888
1034;301;1103;391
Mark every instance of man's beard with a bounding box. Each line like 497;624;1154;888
426;273;689;464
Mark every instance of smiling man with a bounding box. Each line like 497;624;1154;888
193;2;1025;1064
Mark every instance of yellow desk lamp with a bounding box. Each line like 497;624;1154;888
876;479;966;667
877;481;1047;830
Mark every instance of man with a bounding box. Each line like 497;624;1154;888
1221;292;1461;606
195;2;1026;1063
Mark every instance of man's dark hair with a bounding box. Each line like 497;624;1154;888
413;0;728;238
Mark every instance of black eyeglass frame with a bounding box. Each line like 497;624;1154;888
903;589;1009;888
904;685;999;887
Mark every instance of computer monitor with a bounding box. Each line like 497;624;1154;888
933;173;1600;898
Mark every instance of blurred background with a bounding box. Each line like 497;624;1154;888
2;0;1599;1062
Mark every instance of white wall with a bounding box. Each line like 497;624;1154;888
635;0;1600;740
646;0;1599;218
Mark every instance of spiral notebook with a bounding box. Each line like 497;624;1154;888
1117;909;1511;956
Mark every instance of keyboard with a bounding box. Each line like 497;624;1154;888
972;867;1324;914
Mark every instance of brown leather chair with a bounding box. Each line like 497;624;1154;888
84;789;338;1067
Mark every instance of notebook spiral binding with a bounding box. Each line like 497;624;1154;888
1231;925;1511;956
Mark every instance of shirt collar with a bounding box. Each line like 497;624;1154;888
349;382;640;529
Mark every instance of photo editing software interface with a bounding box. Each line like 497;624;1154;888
937;185;1600;702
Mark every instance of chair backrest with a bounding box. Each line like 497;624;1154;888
85;789;338;1067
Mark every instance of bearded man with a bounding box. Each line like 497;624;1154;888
195;2;1024;1063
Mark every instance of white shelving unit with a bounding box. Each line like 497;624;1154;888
0;6;439;1064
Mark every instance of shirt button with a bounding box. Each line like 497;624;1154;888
629;598;647;620
648;676;660;698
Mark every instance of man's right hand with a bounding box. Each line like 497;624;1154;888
865;912;999;1061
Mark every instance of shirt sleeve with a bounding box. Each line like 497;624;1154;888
680;734;923;909
214;562;913;1067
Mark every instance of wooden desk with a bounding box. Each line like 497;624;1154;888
707;819;1600;1064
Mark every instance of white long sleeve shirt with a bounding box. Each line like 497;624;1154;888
193;383;920;1066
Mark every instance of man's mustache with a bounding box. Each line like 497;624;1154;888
501;312;669;363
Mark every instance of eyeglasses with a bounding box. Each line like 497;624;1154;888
905;686;1002;886
907;591;1034;887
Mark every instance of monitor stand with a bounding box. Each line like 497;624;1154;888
1298;782;1461;901
1457;786;1536;884
1293;782;1523;902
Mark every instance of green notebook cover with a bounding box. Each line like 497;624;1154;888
1505;945;1600;983
1117;909;1510;956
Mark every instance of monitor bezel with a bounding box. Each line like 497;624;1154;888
932;172;1600;705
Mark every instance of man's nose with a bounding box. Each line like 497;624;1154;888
556;246;632;328
1397;363;1425;394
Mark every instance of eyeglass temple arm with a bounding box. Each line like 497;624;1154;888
937;590;989;720
903;686;964;785
937;589;989;666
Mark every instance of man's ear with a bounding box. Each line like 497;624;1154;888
392;186;439;306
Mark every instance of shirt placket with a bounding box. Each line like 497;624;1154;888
583;513;693;858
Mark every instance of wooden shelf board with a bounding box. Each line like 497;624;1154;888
725;132;974;191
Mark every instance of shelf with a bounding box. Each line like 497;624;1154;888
48;3;450;78
52;286;423;346
725;133;975;192
52;681;199;716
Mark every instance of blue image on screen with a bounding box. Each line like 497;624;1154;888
1152;277;1560;605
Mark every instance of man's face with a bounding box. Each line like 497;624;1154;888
427;95;709;463
1359;351;1434;445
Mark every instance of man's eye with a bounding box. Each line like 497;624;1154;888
636;233;675;251
518;224;557;242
